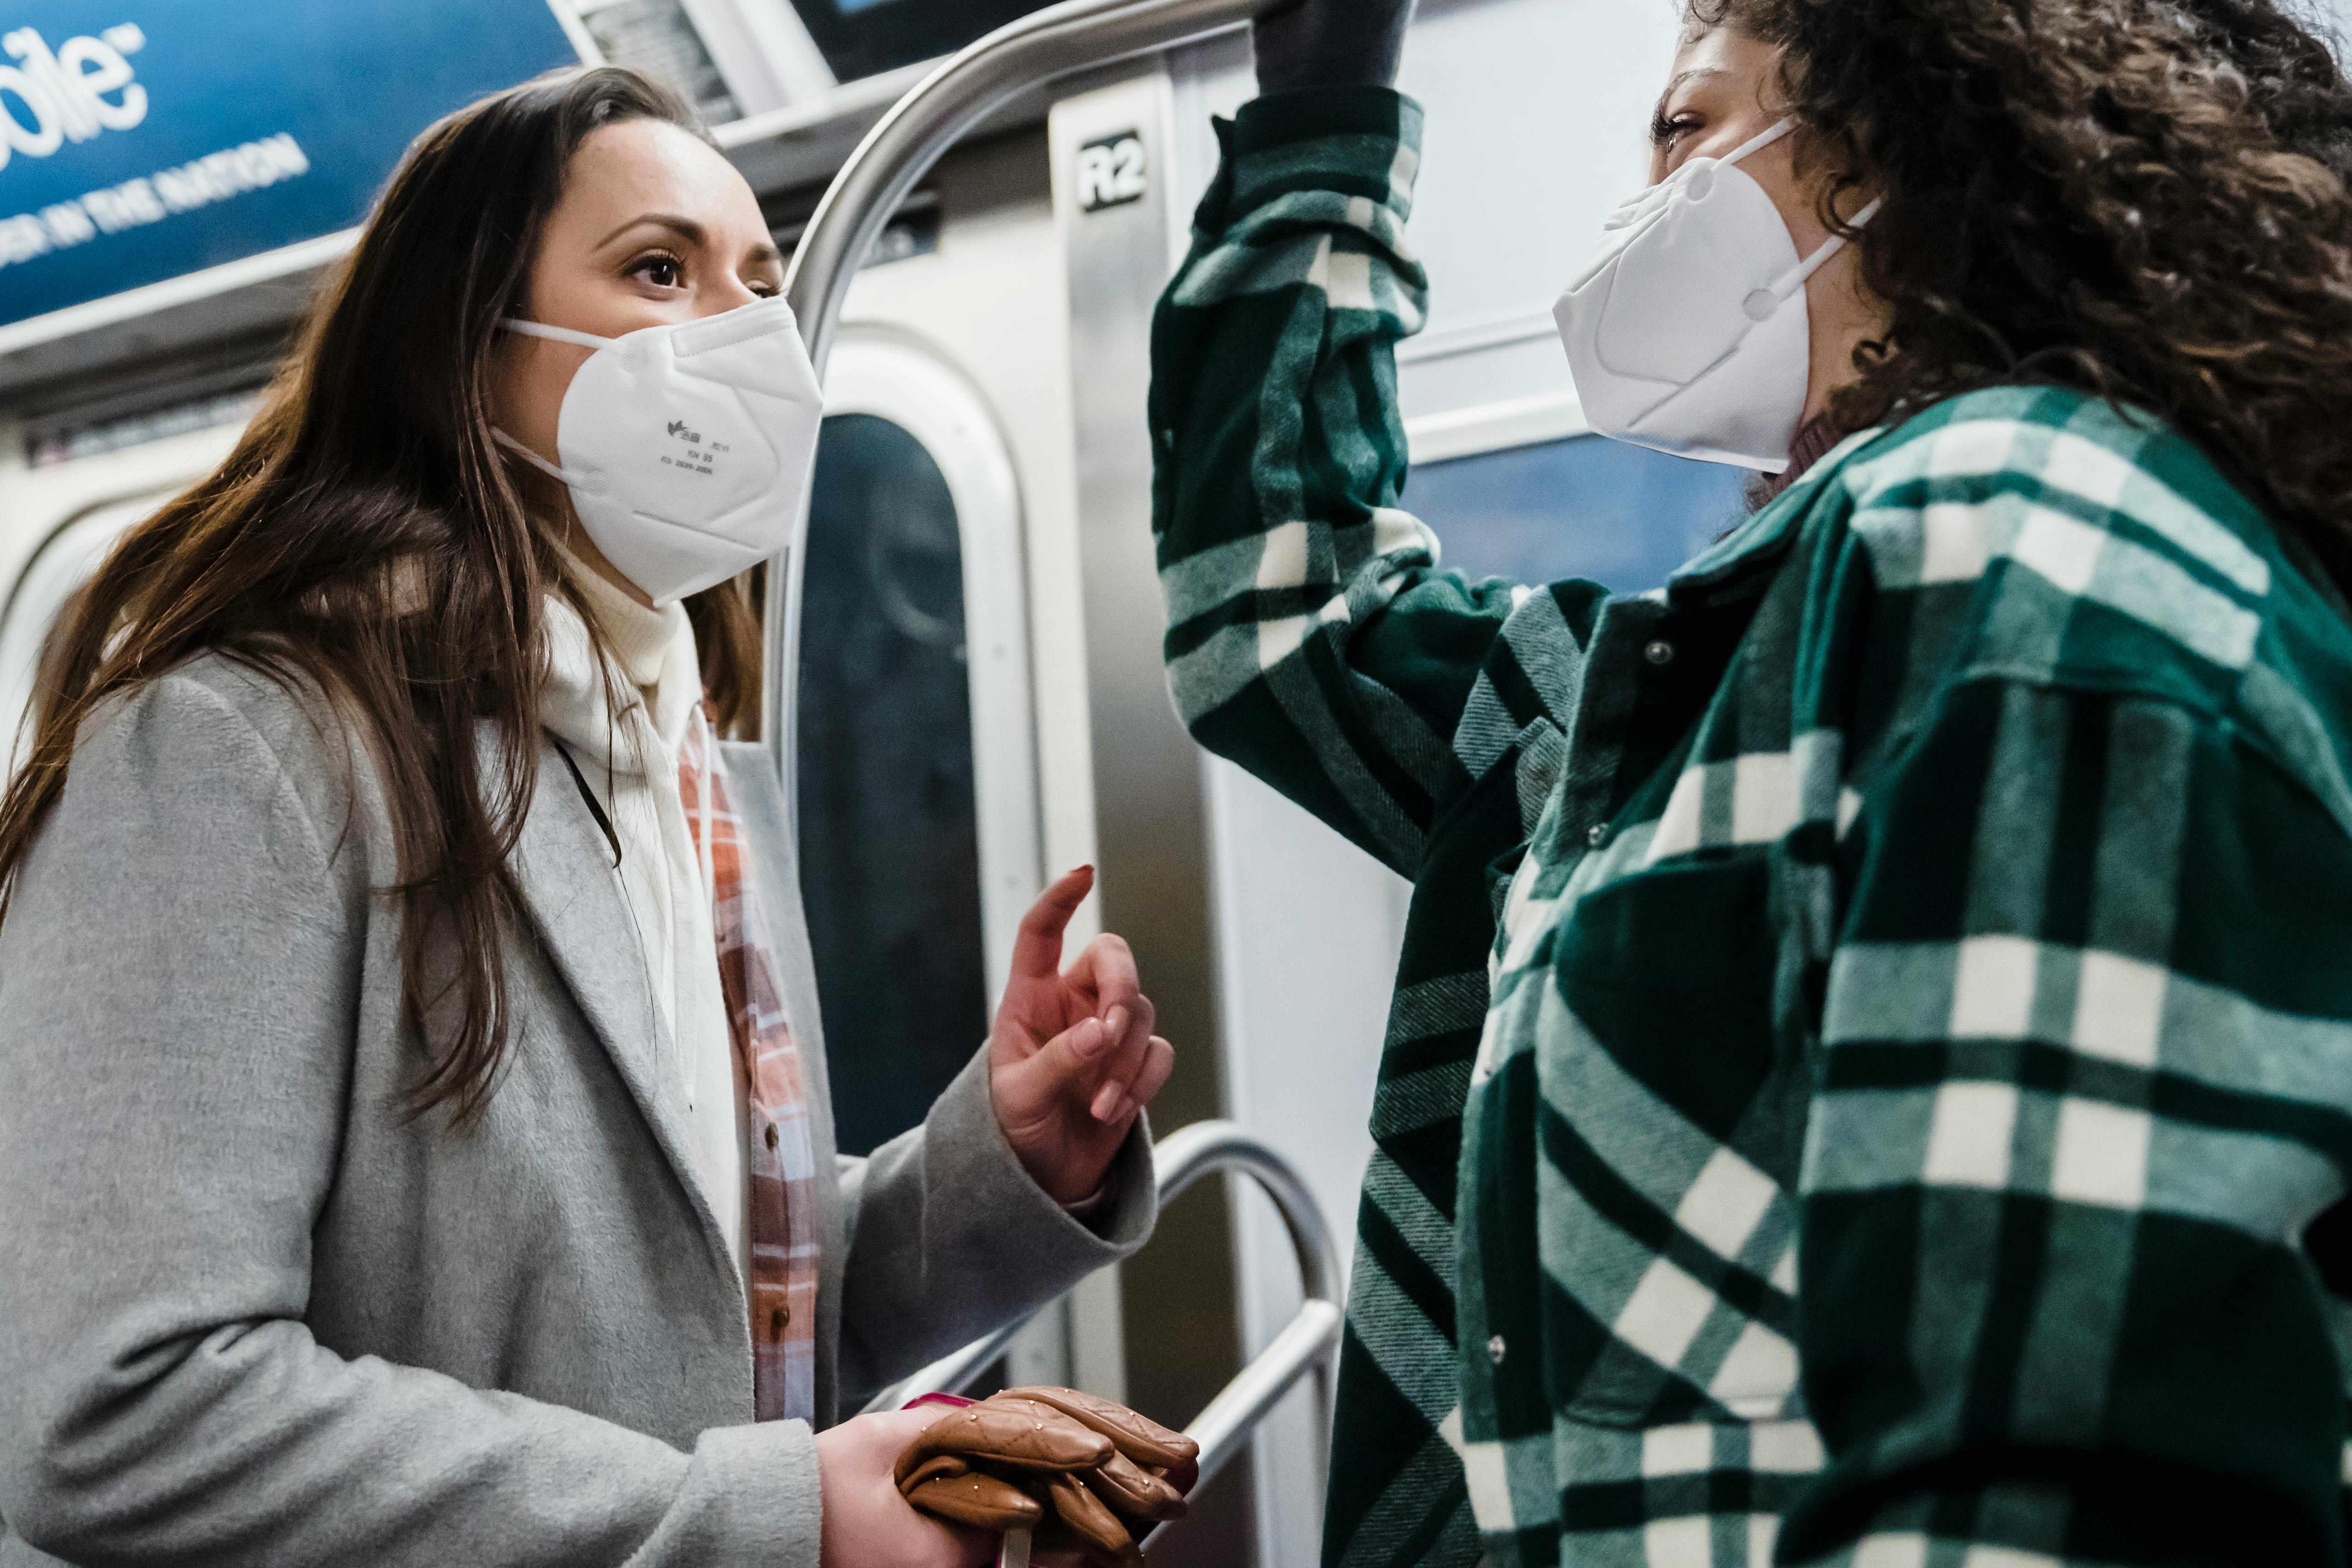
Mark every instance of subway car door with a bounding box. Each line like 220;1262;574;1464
0;414;250;769
793;327;1041;1158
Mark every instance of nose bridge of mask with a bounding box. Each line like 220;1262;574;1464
671;302;823;406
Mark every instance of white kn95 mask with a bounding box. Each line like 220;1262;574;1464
1553;118;1879;473
493;296;824;606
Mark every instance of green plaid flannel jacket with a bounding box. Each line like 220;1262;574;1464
1150;86;2352;1567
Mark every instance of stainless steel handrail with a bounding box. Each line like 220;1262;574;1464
763;0;1259;789
860;1120;1345;1540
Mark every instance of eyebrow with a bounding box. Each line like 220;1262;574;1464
1653;65;1729;117
596;212;785;271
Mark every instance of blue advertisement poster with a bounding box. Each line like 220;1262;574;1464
0;1;585;332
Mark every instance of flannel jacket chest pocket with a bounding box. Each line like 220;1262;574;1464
1538;853;1809;1426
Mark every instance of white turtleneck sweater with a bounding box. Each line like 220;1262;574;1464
541;553;749;1281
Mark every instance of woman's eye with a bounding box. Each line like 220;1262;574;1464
632;254;685;290
1651;113;1702;149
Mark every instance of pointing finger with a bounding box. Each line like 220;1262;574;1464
1008;866;1095;980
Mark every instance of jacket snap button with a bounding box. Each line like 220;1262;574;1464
1487;1335;1507;1365
771;1305;791;1337
1587;823;1609;848
1644;639;1676;667
765;1124;780;1151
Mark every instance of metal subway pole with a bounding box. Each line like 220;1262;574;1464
761;0;1260;813
860;1120;1347;1541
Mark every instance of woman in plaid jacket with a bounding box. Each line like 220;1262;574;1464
1158;0;2352;1563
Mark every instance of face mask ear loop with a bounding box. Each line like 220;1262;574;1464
1721;117;1799;169
498;317;618;353
491;427;574;487
1744;196;1884;322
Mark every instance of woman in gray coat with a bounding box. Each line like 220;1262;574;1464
0;68;1173;1568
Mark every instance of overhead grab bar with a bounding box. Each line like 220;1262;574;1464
861;1119;1346;1538
764;0;1261;788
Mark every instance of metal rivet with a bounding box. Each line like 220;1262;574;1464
1644;639;1676;667
1587;823;1609;848
764;1124;780;1151
1487;1334;1507;1365
770;1305;790;1337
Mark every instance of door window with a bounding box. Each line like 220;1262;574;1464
797;414;990;1155
0;495;161;775
794;338;1038;1156
1406;434;1752;592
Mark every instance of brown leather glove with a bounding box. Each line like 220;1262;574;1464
898;1388;1201;1566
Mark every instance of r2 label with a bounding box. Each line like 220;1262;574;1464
1076;132;1147;213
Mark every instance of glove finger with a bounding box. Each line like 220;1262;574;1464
1082;1451;1188;1522
902;1397;1115;1480
900;1454;971;1496
997;1386;1200;1468
1157;1454;1201;1499
894;1401;978;1495
907;1471;1047;1532
1044;1471;1142;1567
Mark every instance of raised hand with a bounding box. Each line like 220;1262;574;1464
1252;0;1418;95
988;867;1175;1207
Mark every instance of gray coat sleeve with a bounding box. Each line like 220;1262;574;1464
0;675;820;1568
833;1051;1158;1405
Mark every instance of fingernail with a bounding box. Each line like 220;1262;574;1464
1104;1006;1129;1041
1074;1018;1109;1060
1091;1081;1126;1121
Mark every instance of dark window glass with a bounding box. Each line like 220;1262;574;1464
1405;434;1754;592
788;0;1055;84
797;414;988;1156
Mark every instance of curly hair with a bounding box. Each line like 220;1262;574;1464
1696;0;2352;591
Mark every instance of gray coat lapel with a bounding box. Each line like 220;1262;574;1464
510;733;736;1284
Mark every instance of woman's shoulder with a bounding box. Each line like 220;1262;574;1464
71;650;378;867
1837;382;2266;545
1824;383;2287;696
1801;385;2352;831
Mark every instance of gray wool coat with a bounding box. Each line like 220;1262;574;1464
0;655;1155;1567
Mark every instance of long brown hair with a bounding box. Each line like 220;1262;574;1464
1699;0;2352;593
0;66;762;1123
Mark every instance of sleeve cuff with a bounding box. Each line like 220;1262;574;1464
932;1045;1158;1260
625;1419;823;1567
1203;84;1423;231
1232;83;1424;157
